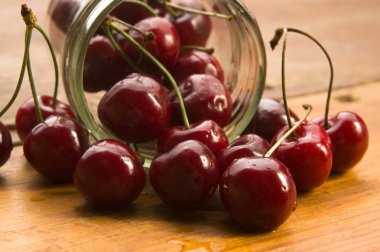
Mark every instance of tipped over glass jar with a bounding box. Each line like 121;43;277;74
47;0;266;164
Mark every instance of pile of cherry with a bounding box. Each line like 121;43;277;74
0;1;369;232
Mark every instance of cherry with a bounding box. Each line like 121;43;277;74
156;119;228;157
243;98;299;143
170;49;224;84
0;122;13;167
123;16;180;68
150;140;219;210
15;95;74;141
98;73;171;143
313;112;369;174
165;0;212;46
74;139;146;209
219;157;297;232
83;35;130;92
217;134;270;176
169;74;232;127
271;121;332;191
110;1;156;25
49;0;80;33
23;115;89;182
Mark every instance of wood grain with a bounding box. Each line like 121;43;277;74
0;1;379;251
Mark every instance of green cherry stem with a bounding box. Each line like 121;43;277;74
110;22;190;129
265;104;312;158
26;49;43;123
280;28;293;130
180;45;214;55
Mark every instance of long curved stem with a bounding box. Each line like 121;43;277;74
280;28;293;129
110;23;190;128
0;28;32;118
265;104;312;158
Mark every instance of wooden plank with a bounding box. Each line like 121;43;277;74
0;82;379;251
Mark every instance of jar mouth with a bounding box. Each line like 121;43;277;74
62;0;266;164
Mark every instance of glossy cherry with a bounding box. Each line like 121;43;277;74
157;119;228;157
243;98;299;143
218;134;270;176
150;140;219;210
110;1;155;25
219;157;297;232
271;121;332;192
83;35;129;92
23;115;88;182
74;139;146;209
313;112;369;174
0;121;13;167
171;50;224;84
165;0;212;46
15;95;74;141
123;16;180;68
98;73;171;143
169;74;232;127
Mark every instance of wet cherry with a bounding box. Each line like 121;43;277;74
0;121;13;167
218;134;270;176
74;139;146;209
219;157;297;232
157;119;228;157
15;95;74;141
169;74;232;127
313;112;369;174
150;140;219;210
98;73;171;143
23;115;88;182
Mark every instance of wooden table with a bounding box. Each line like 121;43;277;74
1;1;379;251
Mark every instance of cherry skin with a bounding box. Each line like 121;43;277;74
150;140;219;210
49;0;80;33
15;95;74;141
169;74;232;127
74;139;146;209
110;1;155;25
157;119;228;157
243;98;299;143
0;121;13;167
218;134;270;177
83;35;129;93
313;111;369;174
123;16;180;68
271;121;333;192
98;73;171;143
219;157;297;232
171;50;225;84
165;0;212;46
23;115;89;182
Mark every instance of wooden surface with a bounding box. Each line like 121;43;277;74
1;1;380;251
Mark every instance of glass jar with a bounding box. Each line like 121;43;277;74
47;0;266;163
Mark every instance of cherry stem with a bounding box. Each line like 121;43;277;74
123;0;158;17
271;27;334;129
280;28;293;130
34;24;59;108
180;45;214;55
265;104;312;158
112;17;155;42
0;28;32;118
110;22;190;129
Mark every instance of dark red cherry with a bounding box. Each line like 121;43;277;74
171;50;224;84
23;115;89;182
150;140;219;210
157;119;228;157
123;16;180;67
110;1;155;25
74;139;146;209
244;98;299;143
0;121;13;167
313;111;369;174
165;0;212;46
271;121;332;192
49;0;80;33
15;95;74;141
219;157;297;232
98;73;171;143
169;74;232;127
218;134;270;176
83;35;129;92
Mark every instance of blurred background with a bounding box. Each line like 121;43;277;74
1;0;379;122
